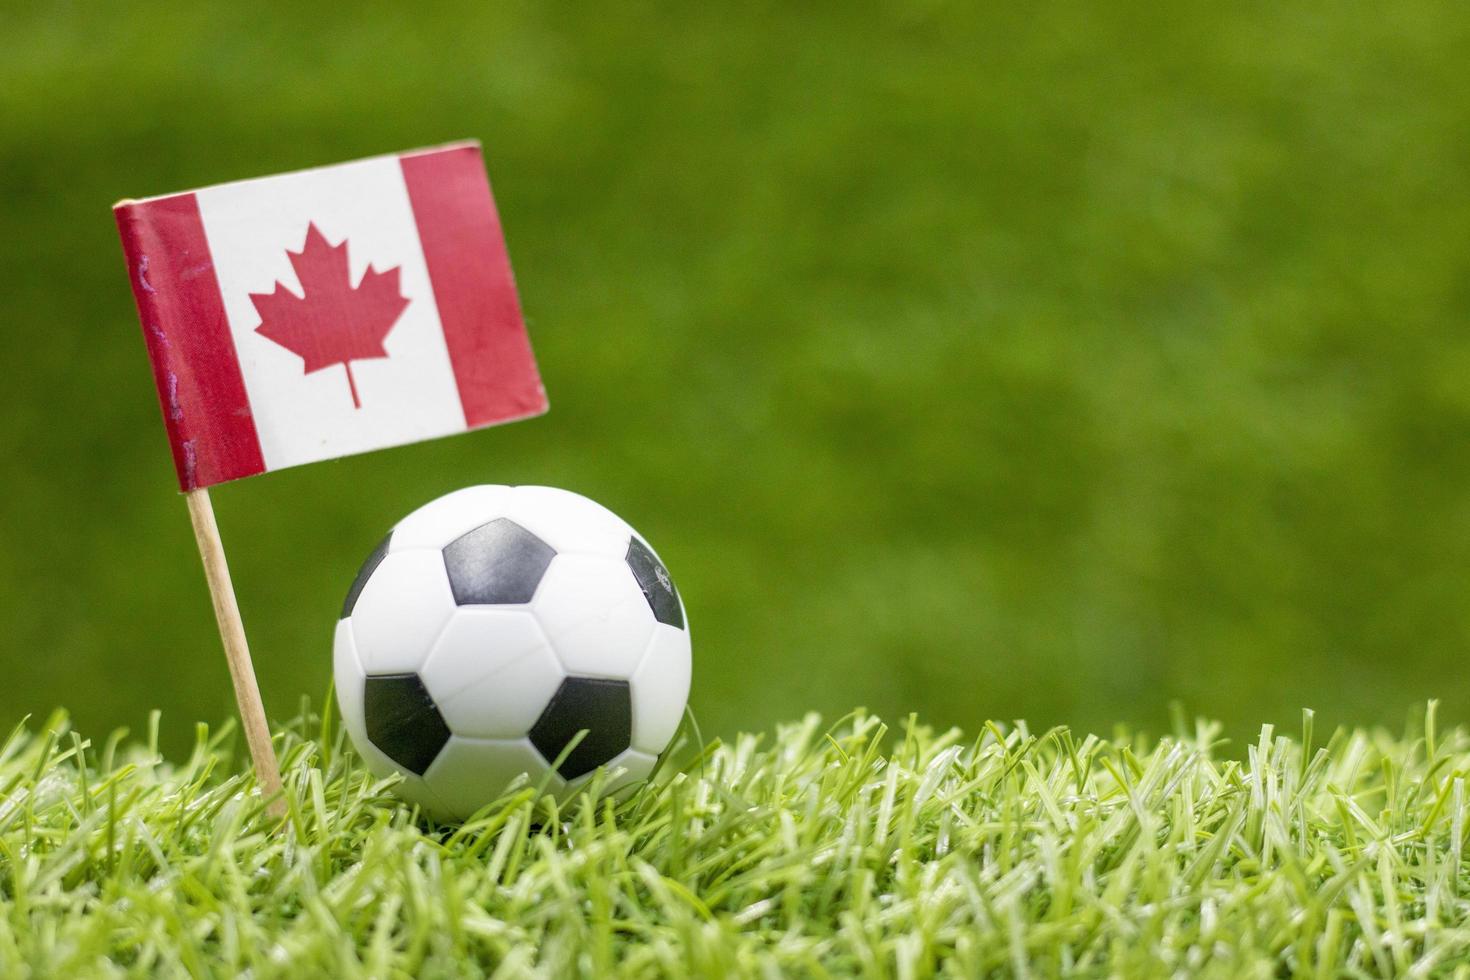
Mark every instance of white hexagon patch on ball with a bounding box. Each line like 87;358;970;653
334;485;691;821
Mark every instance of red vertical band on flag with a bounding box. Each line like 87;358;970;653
115;194;265;490
400;145;547;428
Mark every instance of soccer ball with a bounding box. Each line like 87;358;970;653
333;485;690;821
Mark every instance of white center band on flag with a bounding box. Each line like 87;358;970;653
198;157;465;472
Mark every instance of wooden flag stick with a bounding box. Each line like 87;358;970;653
185;488;287;819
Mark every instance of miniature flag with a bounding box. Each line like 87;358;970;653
115;141;546;491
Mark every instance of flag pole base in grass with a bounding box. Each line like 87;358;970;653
185;487;287;820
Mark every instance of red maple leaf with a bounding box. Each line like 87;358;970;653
250;223;410;408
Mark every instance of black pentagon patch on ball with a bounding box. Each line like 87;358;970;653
442;518;556;605
363;673;451;776
626;537;683;629
342;532;392;618
529;677;632;780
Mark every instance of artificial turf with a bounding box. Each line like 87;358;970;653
2;703;1468;977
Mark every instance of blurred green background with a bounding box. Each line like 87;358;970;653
3;3;1468;757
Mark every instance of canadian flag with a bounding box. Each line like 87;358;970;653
115;142;546;491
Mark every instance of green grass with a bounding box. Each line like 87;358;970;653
5;704;1470;977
